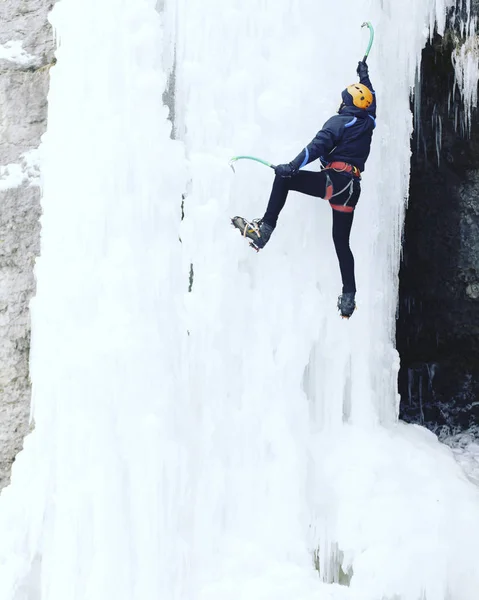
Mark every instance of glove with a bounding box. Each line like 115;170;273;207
274;163;297;178
357;60;369;79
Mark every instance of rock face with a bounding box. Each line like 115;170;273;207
0;1;55;490
398;20;479;434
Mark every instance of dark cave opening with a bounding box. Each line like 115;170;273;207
397;25;479;434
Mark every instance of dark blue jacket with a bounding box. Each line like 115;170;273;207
291;74;376;173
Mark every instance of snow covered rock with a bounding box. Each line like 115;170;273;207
0;0;55;490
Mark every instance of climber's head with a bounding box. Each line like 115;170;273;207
339;83;373;111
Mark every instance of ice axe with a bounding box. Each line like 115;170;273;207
230;23;375;172
361;21;374;63
229;155;275;174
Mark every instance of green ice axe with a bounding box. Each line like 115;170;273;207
229;155;275;173
230;23;374;172
361;21;374;63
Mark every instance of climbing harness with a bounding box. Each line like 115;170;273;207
322;161;360;213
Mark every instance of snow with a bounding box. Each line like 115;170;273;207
0;41;36;65
441;425;479;486
0;163;24;190
1;0;479;599
0;150;41;190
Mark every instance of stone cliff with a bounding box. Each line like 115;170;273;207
0;0;55;489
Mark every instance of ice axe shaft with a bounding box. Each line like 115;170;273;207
361;21;375;63
229;155;275;173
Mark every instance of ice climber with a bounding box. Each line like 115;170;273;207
233;61;376;319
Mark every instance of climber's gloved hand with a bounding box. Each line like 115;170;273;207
357;60;369;79
274;163;297;178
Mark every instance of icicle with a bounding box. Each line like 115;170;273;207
451;7;478;135
432;105;443;166
419;373;425;423
408;367;414;406
426;362;437;395
414;64;422;153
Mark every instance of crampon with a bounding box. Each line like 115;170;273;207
337;292;356;319
231;216;273;251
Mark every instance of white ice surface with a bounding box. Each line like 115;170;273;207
1;1;479;600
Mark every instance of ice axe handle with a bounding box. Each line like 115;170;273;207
361;21;374;63
229;156;276;173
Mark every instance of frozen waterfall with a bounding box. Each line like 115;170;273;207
1;0;479;599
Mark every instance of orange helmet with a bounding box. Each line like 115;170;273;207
342;83;373;109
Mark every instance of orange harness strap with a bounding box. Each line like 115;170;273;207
325;161;361;178
330;203;354;213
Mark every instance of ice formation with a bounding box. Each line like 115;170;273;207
452;15;479;133
0;1;478;599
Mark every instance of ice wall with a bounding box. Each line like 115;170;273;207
0;1;190;598
0;1;479;599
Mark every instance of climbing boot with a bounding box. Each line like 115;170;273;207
231;216;274;250
337;292;356;319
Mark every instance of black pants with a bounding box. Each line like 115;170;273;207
263;170;361;294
